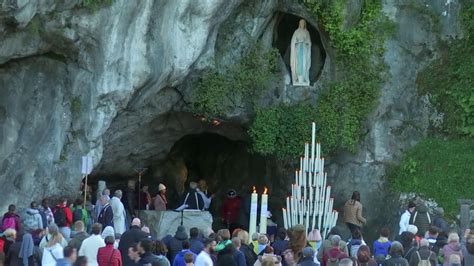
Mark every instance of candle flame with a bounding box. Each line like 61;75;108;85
252;186;256;193
263;187;268;194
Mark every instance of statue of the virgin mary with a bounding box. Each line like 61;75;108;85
290;19;311;86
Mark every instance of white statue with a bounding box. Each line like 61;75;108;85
290;19;312;86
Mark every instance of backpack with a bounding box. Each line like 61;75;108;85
2;216;16;230
73;208;83;223
54;207;67;227
415;251;431;266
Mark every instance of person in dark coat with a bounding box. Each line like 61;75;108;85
5;233;41;266
236;230;256;266
217;244;238;266
98;196;114;229
118;218;148;266
432;207;449;234
165;225;189;263
189;227;204;254
137;239;159;265
272;228;289;256
299;247;317;266
408;239;436;266
182;182;204;210
409;202;431;237
385;241;409;266
123;180;137;220
221;189;242;233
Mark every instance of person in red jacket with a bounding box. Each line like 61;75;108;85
53;198;73;241
220;189;242;233
97;235;122;266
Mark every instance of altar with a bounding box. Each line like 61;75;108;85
140;210;214;239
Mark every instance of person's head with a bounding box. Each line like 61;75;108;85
158;184;166;194
232;237;241;249
138;239;152;254
351;191;360;202
184;252;194;264
232;228;242;237
114;190;123;199
198;180;208;191
105;235;115;245
331;235;341;247
127;180;135;189
153;240;168;256
258;234;269;245
448;232;460;243
75;256;88;266
298;19;306;29
428;226;439;236
42;198;49;208
189;182;198;190
141;226;150;234
407;224;418;235
103;188;110;196
74;198;84;207
435;207;445;217
389;241;404;257
357;245;371;263
277;228;287;240
63;246;77;263
60;197;68;206
338;258;354;266
3;228;16;240
399;231;415;248
131;218;141;227
217;229;231;241
251;232;259;241
408;201;416;212
182;240;191;250
264;245;274;254
190;227;199;239
351;229;362;240
141;185;149;192
47;223;59;235
74;220;85;232
100;195;109;205
128;244;140;261
380;227;390;238
8;204;16;213
466;234;474;255
237;230;249;245
30;201;38;209
227;189;237;199
302;246;314;258
288;225;307;261
419;238;429;248
203;238;217;253
91;223;102;235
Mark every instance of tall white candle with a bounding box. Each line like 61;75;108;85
311;122;316;162
333;211;339;228
283;208;288;229
286;196;290;227
259;187;268;234
249;187;258;238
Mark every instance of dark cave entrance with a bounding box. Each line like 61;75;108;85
273;12;326;83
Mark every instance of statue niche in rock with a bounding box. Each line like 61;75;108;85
290;19;312;86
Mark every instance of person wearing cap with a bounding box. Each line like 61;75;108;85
399;201;416;235
221;189;242;233
154;183;168;211
299;247;317;266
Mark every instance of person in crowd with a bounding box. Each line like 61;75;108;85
102;226;119;248
195;238;216;266
215;229;232;253
356;245;377;266
183;252;194;266
373;227;391;258
384;241;408;266
257;234;269;255
409;201;431;237
338;258;354;266
153;240;171;266
97;235;122;266
56;246;78;266
316;227;348;262
216;241;237;266
348;228;366;258
172;241;196;266
249;233;259;255
254;245;282;266
298;247;317;266
154;184;168;211
282;225;307;265
433;231;448;256
322;235;349;266
343;191;366;233
110;190;126;234
461;229;474;266
230;237;246;266
54;198;74;241
165;225;189;262
42;228;65;266
1;228;16;255
98;195;114;229
74;256;89;266
237;229;257;266
118;218;148;266
137;239;160;265
127;244;140;265
189;227;204;254
2;204;21;232
182;182;205;211
139;185;152;210
399;231;417;261
79;223;105;266
399;201;416;235
407;225;421;245
221;189;242;232
69;220;89;251
123;180;137;222
5;233;41;266
39;198;54;228
408;238;436;266
96;189;111;222
425;226;439;248
196;180;213;211
72;199;90;230
433;207;449;234
22;201;44;232
271;228;289;256
441;233;463;266
40;224;68;250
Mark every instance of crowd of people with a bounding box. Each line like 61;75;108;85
0;186;473;266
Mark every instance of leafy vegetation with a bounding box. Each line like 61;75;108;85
193;43;279;117
389;138;474;215
81;0;112;11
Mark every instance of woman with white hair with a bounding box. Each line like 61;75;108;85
441;233;463;266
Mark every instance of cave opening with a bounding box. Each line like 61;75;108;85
273;12;326;83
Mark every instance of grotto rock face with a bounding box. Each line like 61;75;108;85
0;0;464;236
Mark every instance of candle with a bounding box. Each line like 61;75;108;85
333;211;339;228
259;187;268;234
249;186;258;238
283;208;288;229
305;200;310;233
311;122;316;163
